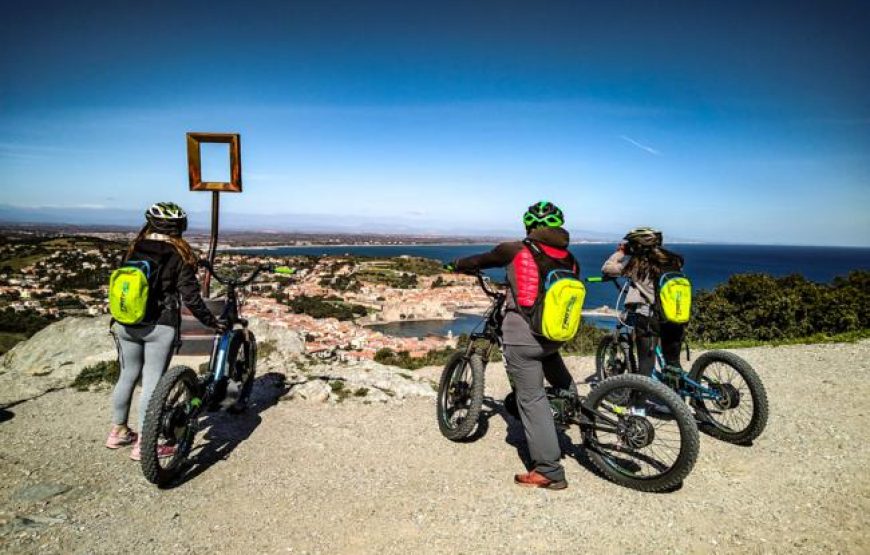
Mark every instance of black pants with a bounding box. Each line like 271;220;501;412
631;312;685;377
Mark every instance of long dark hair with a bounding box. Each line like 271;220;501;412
124;224;198;267
624;246;684;282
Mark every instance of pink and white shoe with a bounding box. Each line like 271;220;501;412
105;428;138;449
130;440;177;461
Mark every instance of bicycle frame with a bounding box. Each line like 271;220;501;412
195;261;292;405
596;276;723;404
463;273;506;362
462;273;632;427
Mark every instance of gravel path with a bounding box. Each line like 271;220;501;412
1;341;869;554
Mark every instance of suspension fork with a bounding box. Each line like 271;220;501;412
209;330;234;381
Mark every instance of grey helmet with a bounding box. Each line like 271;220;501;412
624;226;663;249
145;202;188;234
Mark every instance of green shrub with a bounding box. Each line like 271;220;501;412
559;323;608;356
258;339;278;360
286;295;369;321
687;270;870;344
0;308;55;337
374;346;459;370
72;360;120;391
329;380;352;402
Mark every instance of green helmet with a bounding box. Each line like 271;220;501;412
624;226;663;248
522;201;564;229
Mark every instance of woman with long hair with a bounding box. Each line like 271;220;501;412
105;202;223;461
602;227;686;377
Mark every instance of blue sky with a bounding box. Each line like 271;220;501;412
1;0;868;245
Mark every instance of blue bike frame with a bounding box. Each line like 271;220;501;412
650;344;721;401
603;275;724;404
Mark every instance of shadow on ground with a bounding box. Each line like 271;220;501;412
477;391;684;493
0;407;14;424
163;372;289;489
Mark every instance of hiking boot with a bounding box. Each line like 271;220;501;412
105;428;138;449
514;470;568;490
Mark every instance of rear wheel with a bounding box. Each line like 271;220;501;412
437;352;485;441
689;350;768;444
583;373;700;492
141;366;200;486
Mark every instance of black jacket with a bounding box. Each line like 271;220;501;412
122;239;218;329
453;227;572;273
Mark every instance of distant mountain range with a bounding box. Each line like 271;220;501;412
0;204;626;243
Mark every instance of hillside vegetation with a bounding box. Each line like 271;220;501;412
688;270;869;344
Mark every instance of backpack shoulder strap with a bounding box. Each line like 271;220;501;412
521;237;542;255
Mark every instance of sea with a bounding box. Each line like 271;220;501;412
237;243;870;337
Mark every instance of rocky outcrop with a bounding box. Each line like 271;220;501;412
0;314;431;407
247;317;306;358
0;316;116;407
280;359;437;403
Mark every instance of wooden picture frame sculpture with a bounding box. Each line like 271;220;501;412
186;132;242;192
185;132;242;298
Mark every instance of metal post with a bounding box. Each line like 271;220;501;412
203;191;220;297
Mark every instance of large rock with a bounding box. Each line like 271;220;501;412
0;316;116;407
283;359;436;404
285;379;331;403
247;317;306;360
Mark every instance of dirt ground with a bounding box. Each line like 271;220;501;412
1;341;869;554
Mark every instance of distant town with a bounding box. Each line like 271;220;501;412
0;227;496;360
0;224;515;248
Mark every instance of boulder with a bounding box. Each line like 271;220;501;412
285;379;331;403
247;317;306;361
287;360;435;403
0;316;116;407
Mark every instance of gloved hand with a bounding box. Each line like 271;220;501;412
442;262;457;273
214;319;231;334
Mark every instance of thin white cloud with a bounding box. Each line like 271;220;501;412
4;203;108;210
0;142;96;160
620;135;661;156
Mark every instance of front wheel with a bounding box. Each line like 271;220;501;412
595;334;634;404
140;366;200;486
689;350;768;444
227;331;257;411
582;373;700;492
436;352;485;441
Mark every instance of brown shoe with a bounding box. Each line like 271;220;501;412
514;470;568;490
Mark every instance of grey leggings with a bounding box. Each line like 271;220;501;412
111;324;176;430
504;343;578;482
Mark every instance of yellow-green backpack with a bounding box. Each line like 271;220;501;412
657;271;692;324
108;260;153;325
522;240;586;342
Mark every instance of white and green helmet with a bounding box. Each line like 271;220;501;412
146;202;188;234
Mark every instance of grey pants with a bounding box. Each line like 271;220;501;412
111;324;176;430
504;343;578;482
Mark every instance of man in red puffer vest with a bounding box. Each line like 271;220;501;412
447;201;579;490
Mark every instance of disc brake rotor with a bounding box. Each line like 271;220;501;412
619;415;656;449
714;383;741;410
161;404;190;441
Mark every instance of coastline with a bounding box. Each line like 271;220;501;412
220;242;499;251
361;307;618;329
218;240;637;252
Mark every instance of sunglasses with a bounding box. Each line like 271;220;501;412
523;213;563;227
